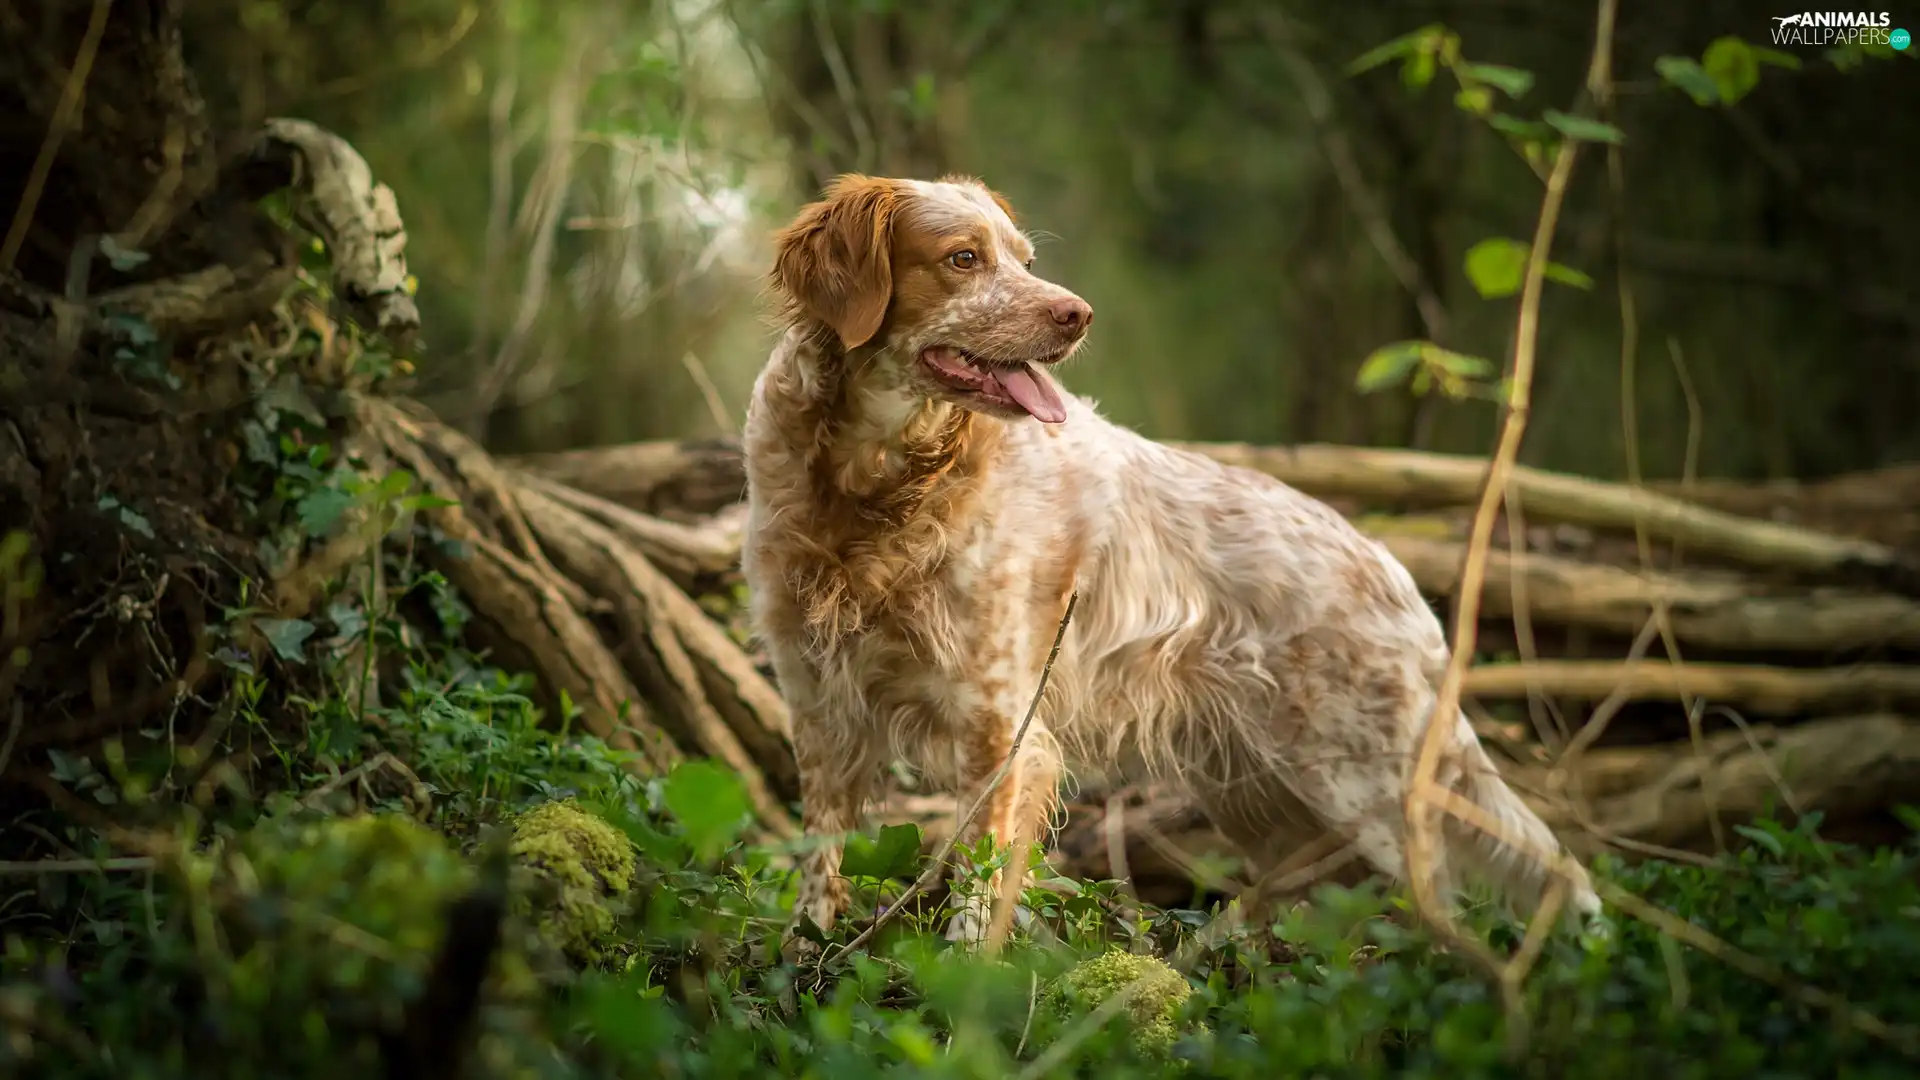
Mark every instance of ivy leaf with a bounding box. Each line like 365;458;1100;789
1702;36;1761;105
1464;62;1534;98
376;469;417;500
1355;341;1425;392
1463;238;1530;299
1655;56;1721;105
256;617;316;663
1542;110;1625;144
841;822;925;880
661;760;752;863
296;487;355;539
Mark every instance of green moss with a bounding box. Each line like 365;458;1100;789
508;799;636;963
1041;948;1205;1058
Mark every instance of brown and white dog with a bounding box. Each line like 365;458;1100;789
740;173;1602;948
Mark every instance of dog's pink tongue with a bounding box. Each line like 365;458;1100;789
994;362;1068;424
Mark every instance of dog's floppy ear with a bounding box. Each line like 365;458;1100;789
771;174;900;351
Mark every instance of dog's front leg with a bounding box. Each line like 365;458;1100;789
775;656;873;961
945;710;1060;947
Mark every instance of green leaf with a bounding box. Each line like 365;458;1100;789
1453;85;1494;115
840;822;925;880
296;487;355;539
1542;110;1625;144
1463;237;1530;299
375;469;417;500
1543;261;1595;290
1733;823;1786;859
1753;46;1803;70
1484;113;1554;140
1702;36;1761;105
1355;341;1425;392
1655;56;1721;105
256;617;316;662
1423;346;1495;380
661;760;752;863
1464;62;1534;98
1402;48;1437;90
1347;24;1447;75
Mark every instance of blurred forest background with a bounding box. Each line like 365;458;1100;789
174;0;1920;479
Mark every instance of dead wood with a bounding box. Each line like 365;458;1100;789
1382;535;1920;654
511;481;797;832
1186;442;1917;591
519;437;1918;592
507;439;747;520
519;478;1920;657
994;714;1920;905
1463;660;1920;714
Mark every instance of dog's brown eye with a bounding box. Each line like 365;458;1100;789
948;250;978;270
1024;258;1035;271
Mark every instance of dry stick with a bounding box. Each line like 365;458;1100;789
1404;0;1618;990
824;592;1078;964
0;0;113;273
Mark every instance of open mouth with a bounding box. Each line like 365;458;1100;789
918;346;1070;424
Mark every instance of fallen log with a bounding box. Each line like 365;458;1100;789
969;713;1920;906
508;437;1919;593
1463;659;1920;714
508;439;747;519
557;491;1920;657
1188;442;1916;591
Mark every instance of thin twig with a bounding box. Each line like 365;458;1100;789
825;592;1077;963
1;0;113;273
1404;0;1618;981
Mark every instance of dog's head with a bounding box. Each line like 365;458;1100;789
770;174;1093;425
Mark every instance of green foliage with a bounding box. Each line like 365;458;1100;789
1657;37;1803;107
1356;340;1499;400
1461;238;1594;300
1349;24;1622;172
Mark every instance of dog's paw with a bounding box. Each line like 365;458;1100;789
945;897;992;946
1578;908;1617;946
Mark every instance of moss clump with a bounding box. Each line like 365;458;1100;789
1041;949;1205;1058
507;799;636;963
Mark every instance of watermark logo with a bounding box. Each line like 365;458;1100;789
1770;10;1897;46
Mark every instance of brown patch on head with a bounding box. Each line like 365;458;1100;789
771;174;903;350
